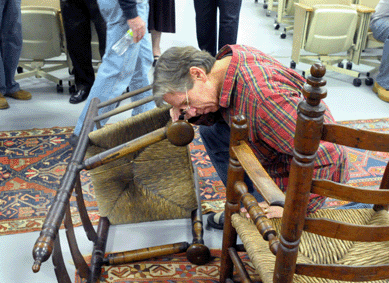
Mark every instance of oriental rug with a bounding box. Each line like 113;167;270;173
74;249;256;283
0;118;388;236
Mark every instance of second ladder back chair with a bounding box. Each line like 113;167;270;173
220;64;389;283
32;86;211;283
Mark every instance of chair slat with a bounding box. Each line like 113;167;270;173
304;217;389;241
295;263;389;281
322;124;389;152
311;179;389;204
232;142;285;207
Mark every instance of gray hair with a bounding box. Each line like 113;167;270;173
152;46;216;106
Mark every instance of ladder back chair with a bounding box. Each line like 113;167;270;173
32;86;211;283
220;64;389;283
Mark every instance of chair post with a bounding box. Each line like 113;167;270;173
220;115;249;283
32;97;100;274
273;63;327;283
88;216;110;283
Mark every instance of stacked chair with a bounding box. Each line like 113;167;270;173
352;0;384;86
275;0;299;39
17;0;72;92
219;63;389;282
31;86;211;282
290;0;375;86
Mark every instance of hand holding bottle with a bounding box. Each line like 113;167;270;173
126;16;146;43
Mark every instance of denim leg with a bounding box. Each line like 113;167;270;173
73;0;153;136
199;121;264;203
335;202;373;209
370;17;389;89
0;0;22;94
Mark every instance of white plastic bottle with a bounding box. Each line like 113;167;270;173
112;29;134;56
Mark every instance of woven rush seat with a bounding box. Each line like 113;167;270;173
232;209;389;283
85;106;197;224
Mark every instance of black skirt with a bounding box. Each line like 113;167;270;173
148;0;176;33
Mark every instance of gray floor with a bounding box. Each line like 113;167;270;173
0;0;388;282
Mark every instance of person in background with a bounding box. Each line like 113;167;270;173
60;0;107;104
370;0;389;102
0;0;32;109
193;0;242;56
148;0;175;67
153;45;350;229
71;0;155;144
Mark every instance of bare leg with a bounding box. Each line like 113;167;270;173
150;29;162;57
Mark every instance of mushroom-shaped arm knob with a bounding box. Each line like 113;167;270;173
166;120;195;146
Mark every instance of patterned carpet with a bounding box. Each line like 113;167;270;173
0;118;388;236
74;250;256;283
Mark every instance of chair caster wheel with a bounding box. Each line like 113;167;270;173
186;243;211;266
17;66;23;74
274;23;280;30
353;78;362;87
290;61;296;69
365;77;374;86
263;3;268;8
302;71;306;78
346;62;352;70
280;33;286;39
337;62;344;68
57;80;64;93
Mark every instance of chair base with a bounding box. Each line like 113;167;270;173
15;60;69;92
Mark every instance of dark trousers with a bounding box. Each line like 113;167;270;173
60;0;106;90
199;121;264;202
193;0;242;56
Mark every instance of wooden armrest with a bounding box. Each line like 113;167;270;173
294;2;314;12
354;4;375;13
232;141;285;207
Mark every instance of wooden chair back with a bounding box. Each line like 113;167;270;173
220;63;389;283
276;63;389;282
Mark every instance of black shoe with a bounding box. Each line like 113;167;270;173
207;211;225;230
152;55;160;67
69;88;90;104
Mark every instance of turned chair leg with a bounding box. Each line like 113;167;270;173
88;216;110;283
186;208;211;265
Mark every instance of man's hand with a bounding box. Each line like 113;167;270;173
170;108;182;122
241;201;284;219
127;16;146;43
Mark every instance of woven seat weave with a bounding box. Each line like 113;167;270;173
85;106;197;225
232;209;389;283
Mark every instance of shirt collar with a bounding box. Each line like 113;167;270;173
216;45;238;108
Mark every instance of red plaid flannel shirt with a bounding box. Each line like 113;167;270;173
208;45;349;212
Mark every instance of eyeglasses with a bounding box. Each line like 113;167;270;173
178;87;190;120
181;87;191;114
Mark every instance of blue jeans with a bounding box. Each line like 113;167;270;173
370;16;389;89
73;0;154;136
199;121;265;203
0;0;22;94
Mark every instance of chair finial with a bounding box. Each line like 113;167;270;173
303;63;327;107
